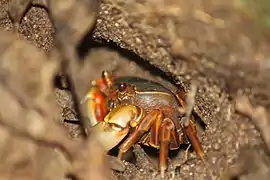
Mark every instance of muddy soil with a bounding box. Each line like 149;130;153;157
0;0;270;180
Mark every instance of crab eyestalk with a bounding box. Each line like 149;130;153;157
102;70;113;88
90;104;144;152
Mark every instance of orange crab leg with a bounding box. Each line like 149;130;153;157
159;118;174;177
169;126;180;149
82;71;119;127
91;89;108;122
101;71;114;87
149;111;163;147
184;117;206;164
117;110;161;159
175;88;187;107
94;71;117;95
95;77;110;96
175;89;206;164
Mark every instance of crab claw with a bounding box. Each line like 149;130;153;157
81;86;108;127
90;105;144;152
90;121;129;151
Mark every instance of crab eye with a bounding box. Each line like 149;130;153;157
118;82;127;93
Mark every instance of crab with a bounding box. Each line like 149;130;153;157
81;71;206;176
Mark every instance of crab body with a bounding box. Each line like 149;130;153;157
113;76;179;108
82;71;205;176
113;77;181;119
110;77;188;149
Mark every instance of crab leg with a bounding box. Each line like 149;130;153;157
175;89;206;163
101;70;113;88
118;109;161;159
175;88;187;107
184;118;206;164
169;127;180;149
159;118;174;177
149;112;163;147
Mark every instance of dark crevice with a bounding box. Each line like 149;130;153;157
76;36;181;87
193;111;207;130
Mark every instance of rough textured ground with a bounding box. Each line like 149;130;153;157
0;0;270;180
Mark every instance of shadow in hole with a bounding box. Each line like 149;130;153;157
76;32;180;87
140;144;192;160
61;29;207;148
107;134;137;163
54;75;71;90
54;74;88;137
193;111;207;131
107;137;196;165
63;119;81;125
65;173;76;180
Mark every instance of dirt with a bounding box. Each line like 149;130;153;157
0;0;270;180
